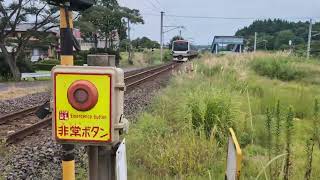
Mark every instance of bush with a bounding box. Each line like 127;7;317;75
0;55;11;80
74;50;90;64
33;63;55;71
0;54;34;80
38;59;60;65
251;56;305;81
163;50;173;62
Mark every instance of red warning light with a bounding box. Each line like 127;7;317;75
67;80;98;111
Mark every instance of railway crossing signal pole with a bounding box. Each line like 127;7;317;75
307;19;312;59
160;11;164;62
59;5;76;180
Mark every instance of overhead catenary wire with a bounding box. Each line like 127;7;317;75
142;13;320;21
145;0;161;11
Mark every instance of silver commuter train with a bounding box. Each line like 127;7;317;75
172;40;198;62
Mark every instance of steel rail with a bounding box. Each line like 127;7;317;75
126;63;177;88
125;62;176;81
0;106;40;125
6;117;52;144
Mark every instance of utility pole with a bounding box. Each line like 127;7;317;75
160;11;164;62
307;19;312;59
127;18;133;64
179;29;182;38
254;32;257;52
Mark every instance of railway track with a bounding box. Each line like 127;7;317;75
0;62;179;144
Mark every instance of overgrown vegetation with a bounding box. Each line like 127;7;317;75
126;52;320;179
120;49;172;67
250;55;305;81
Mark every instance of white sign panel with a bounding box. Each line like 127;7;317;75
226;128;242;180
116;139;127;180
226;137;237;180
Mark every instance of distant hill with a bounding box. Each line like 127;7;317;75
235;19;320;56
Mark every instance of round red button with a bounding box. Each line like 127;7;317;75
67;80;98;111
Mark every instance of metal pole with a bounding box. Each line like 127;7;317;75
307;19;312;59
87;55;116;180
216;44;218;54
254;32;257;52
98;146;115;180
160;11;164;62
127;18;132;64
179;30;182;38
60;5;75;180
88;146;99;180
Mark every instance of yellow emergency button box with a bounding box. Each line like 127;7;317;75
52;66;125;145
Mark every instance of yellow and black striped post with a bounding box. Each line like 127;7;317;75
60;7;75;180
60;7;74;66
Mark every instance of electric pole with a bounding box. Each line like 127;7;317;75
160;11;164;62
307;19;312;59
254;32;257;52
127;18;133;64
179;30;182;38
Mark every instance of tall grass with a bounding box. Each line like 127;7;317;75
250;56;305;81
265;108;273;178
274;100;282;177
127;53;320;179
304;138;314;180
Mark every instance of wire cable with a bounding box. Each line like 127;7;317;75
142;13;320;21
145;0;160;12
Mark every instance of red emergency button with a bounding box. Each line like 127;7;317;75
67;80;98;111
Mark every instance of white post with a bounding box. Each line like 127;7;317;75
254;32;257;52
307;19;312;59
215;44;218;54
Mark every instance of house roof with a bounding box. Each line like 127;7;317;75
6;23;59;34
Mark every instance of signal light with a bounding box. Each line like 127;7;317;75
47;0;94;11
67;80;98;111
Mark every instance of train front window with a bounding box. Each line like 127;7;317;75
173;42;188;51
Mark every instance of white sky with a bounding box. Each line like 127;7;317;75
118;0;320;45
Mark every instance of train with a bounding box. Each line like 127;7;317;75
172;40;198;62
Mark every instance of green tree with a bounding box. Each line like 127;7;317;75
235;19;320;53
131;37;160;50
0;0;58;80
274;30;295;50
78;0;144;50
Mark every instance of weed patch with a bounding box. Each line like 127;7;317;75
251;56;305;81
